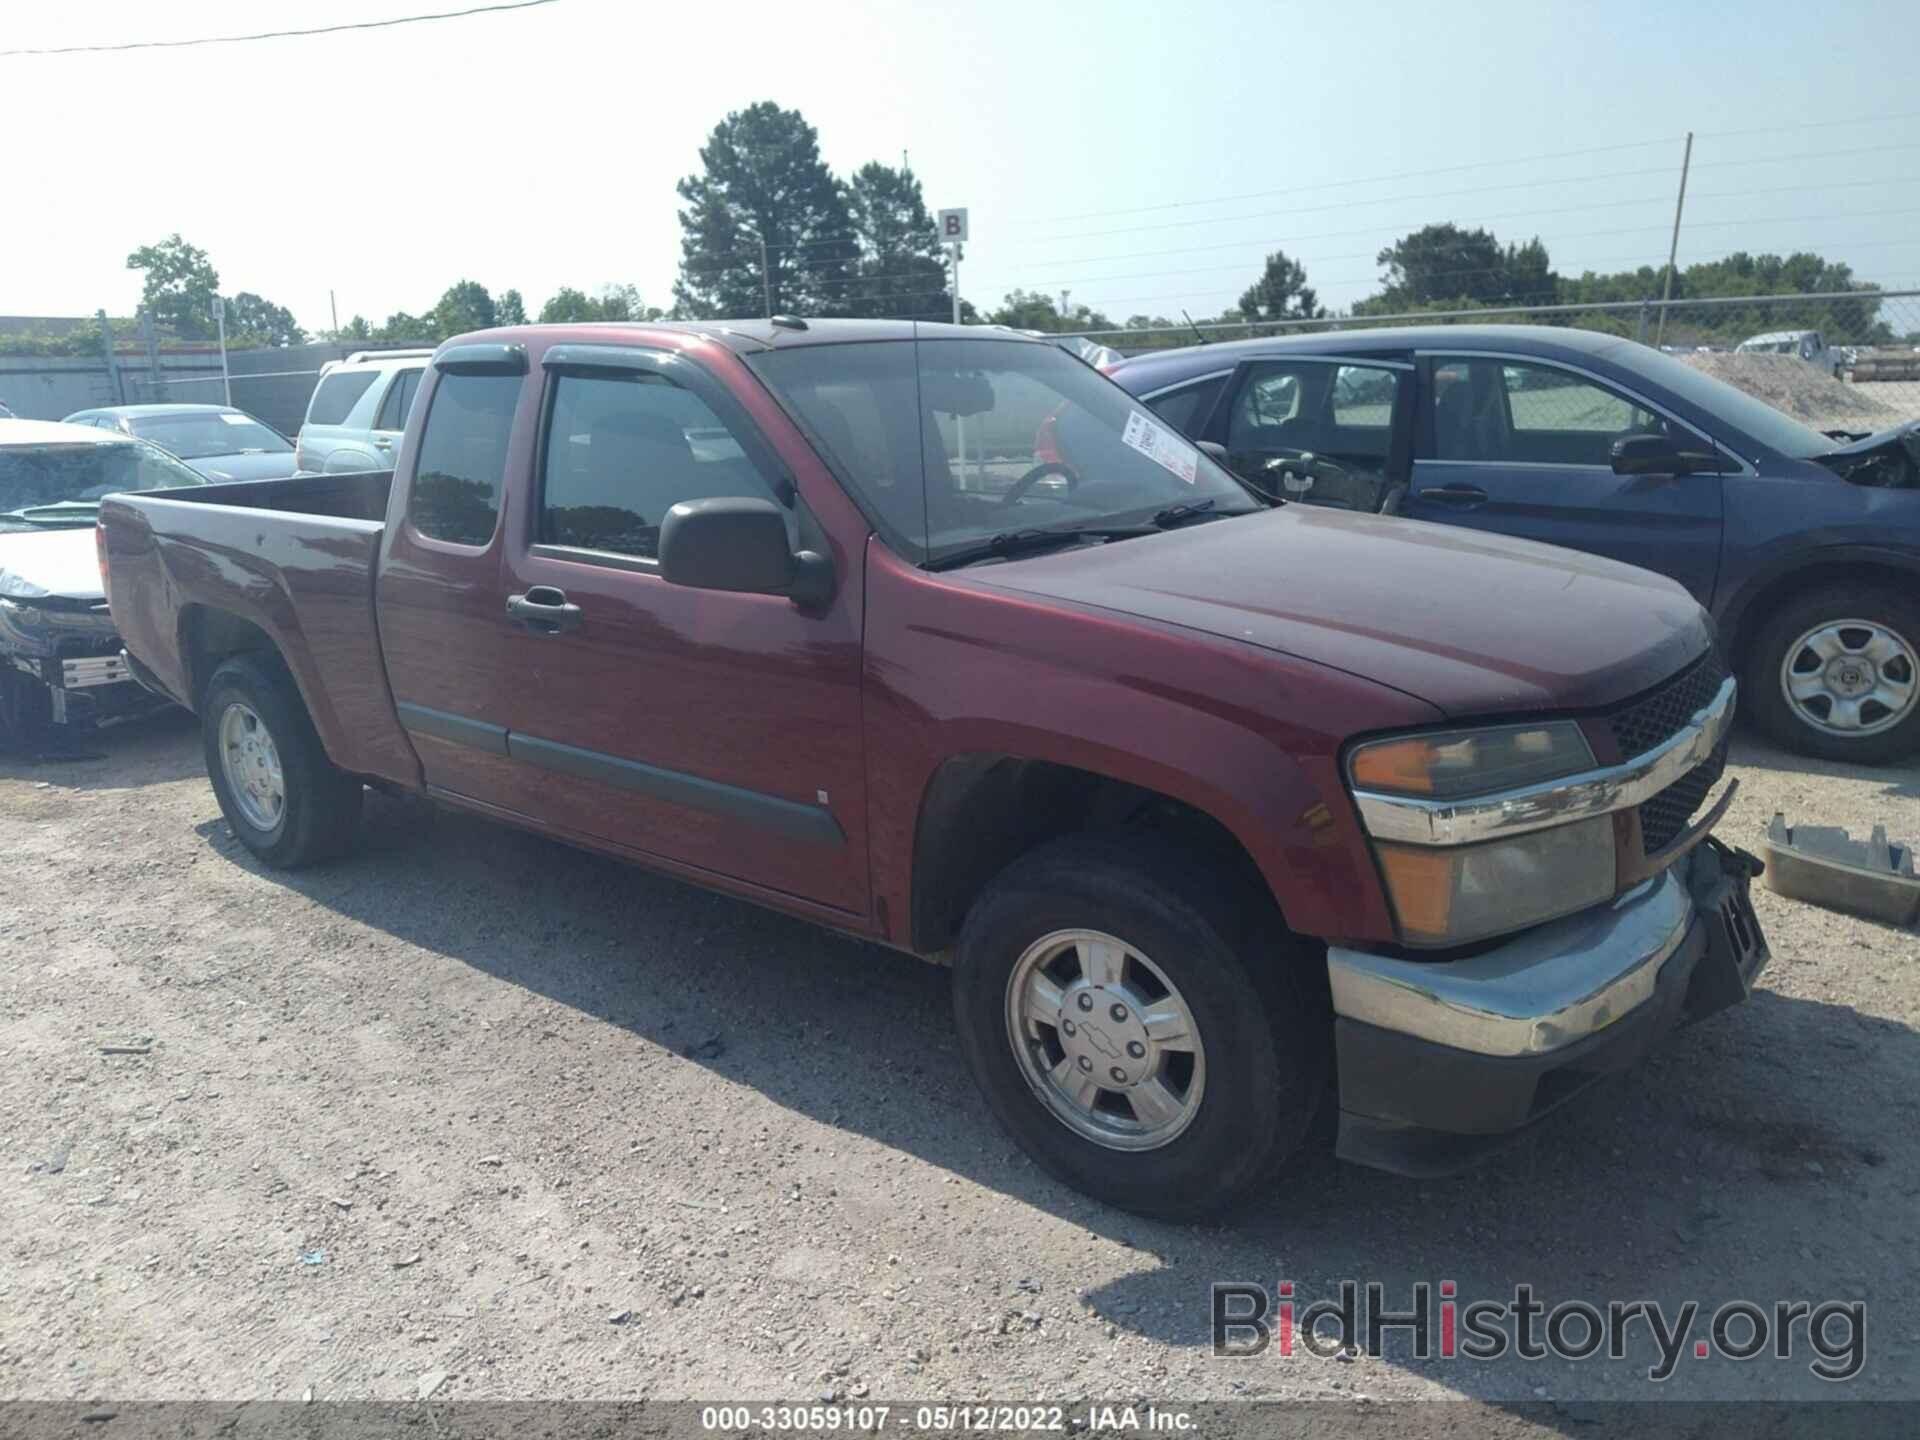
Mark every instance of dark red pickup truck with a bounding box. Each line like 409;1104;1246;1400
100;319;1769;1217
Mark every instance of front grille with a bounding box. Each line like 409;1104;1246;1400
1605;650;1729;759
1638;736;1729;853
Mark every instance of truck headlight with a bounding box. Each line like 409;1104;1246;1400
1349;721;1615;947
1348;720;1595;798
1371;817;1616;946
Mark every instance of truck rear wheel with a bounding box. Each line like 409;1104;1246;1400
952;832;1328;1220
201;655;362;867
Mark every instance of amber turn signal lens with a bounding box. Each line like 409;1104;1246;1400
1348;737;1437;794
1373;843;1456;941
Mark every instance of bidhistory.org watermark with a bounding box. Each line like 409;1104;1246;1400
1212;1280;1866;1382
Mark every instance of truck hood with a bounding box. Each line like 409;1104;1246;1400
183;452;300;483
971;506;1712;718
0;524;105;603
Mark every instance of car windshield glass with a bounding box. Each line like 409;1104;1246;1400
1619;345;1835;459
129;412;291;459
747;337;1260;564
0;441;208;528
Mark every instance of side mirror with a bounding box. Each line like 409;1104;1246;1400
1610;433;1723;476
658;497;833;607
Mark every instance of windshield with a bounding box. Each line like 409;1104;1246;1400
747;337;1259;564
0;440;208;529
1615;344;1837;459
130;411;291;459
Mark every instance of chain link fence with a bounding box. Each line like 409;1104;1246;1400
1063;290;1920;433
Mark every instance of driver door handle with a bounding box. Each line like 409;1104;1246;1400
1419;483;1489;507
506;586;583;634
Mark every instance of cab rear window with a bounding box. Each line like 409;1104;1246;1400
306;370;378;426
406;373;520;547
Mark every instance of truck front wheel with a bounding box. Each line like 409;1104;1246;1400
201;655;362;867
952;832;1327;1219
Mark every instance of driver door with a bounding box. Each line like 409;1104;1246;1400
1400;355;1725;604
1202;356;1412;510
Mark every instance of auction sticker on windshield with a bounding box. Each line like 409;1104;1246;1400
1122;409;1198;485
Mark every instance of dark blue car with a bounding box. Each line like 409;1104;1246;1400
1106;325;1920;763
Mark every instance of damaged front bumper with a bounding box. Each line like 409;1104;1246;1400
1;597;163;729
1326;838;1769;1175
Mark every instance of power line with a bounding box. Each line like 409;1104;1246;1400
1007;110;1920;230
0;0;558;57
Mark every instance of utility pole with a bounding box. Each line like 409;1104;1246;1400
213;295;231;406
760;233;774;319
329;289;339;336
139;309;161;402
96;308;122;405
1653;131;1693;349
950;242;962;326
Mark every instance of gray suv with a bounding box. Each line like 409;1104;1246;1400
294;350;431;473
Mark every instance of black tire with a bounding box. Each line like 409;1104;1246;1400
0;667;52;753
1744;585;1920;765
952;831;1328;1220
201;654;362;867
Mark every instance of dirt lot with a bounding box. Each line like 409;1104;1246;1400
3;713;1918;1410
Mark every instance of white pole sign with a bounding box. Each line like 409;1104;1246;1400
938;208;969;243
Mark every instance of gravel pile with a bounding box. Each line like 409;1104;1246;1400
1680;352;1901;430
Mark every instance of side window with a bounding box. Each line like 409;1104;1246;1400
1227;365;1305;448
1143;376;1225;436
306;370;378;426
538;371;781;562
1433;359;1664;466
407;372;520;546
1226;360;1403;510
376;368;422;432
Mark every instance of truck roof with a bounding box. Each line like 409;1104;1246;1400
444;318;1039;355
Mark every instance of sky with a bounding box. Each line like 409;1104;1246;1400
4;0;1918;336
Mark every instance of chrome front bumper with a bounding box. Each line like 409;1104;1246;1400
1327;868;1696;1059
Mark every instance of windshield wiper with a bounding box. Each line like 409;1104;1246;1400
925;525;1158;572
1151;498;1225;528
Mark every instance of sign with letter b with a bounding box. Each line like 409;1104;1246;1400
937;208;969;244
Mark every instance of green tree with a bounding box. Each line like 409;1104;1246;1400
126;233;220;339
431;280;497;339
538;284;663;323
845;162;952;320
987;290;1115;333
1125;314;1175;331
224;292;306;346
336;315;373;342
376;311;432;343
673;102;859;318
1357;223;1558;313
496;289;528;326
1233;250;1325;323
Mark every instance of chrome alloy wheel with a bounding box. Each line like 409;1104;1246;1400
218;702;286;832
1780;619;1919;738
1004;929;1207;1151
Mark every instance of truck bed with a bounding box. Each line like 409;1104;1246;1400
99;469;421;788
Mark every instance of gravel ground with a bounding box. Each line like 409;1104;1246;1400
2;712;1917;1409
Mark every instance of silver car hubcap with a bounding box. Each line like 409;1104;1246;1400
218;702;286;832
1780;619;1918;738
1004;929;1206;1151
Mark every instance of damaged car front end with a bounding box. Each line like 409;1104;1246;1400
0;423;206;747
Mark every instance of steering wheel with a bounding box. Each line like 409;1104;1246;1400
997;461;1081;507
